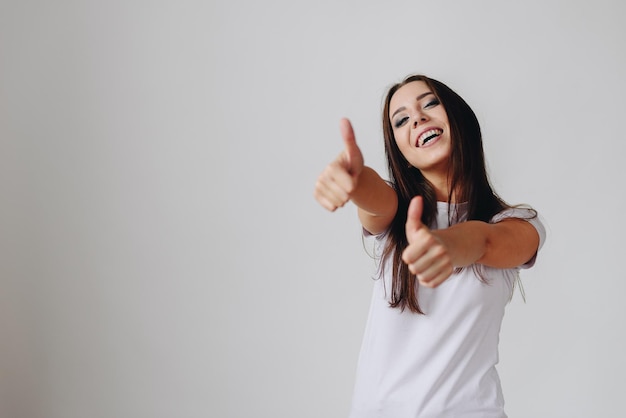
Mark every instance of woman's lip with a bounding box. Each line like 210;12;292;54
415;127;442;147
419;133;441;148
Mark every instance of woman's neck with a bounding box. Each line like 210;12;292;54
423;172;455;203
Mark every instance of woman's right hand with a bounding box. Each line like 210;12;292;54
314;118;364;211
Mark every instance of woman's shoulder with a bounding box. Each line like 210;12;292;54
491;205;547;252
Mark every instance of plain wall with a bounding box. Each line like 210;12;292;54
1;0;625;417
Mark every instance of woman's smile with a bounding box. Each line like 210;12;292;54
416;128;443;147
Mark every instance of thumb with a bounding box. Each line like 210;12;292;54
339;118;363;173
405;196;424;240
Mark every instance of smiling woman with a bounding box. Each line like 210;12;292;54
388;81;452;184
313;74;546;418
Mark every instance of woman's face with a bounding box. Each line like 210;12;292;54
389;80;452;178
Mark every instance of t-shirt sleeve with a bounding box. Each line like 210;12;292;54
490;207;546;269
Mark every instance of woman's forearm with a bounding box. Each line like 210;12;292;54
433;219;540;269
351;167;398;235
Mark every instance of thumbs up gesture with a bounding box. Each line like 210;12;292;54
402;196;454;288
314;118;365;211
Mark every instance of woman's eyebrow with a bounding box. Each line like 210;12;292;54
391;91;434;119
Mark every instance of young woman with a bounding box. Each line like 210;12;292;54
314;74;545;418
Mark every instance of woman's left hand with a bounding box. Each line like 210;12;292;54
402;196;454;288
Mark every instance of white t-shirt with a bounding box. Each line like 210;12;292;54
349;202;546;418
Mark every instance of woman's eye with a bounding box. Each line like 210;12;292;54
424;98;440;109
394;116;409;128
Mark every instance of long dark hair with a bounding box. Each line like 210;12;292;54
381;74;510;314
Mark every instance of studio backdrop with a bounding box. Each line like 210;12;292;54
1;0;625;417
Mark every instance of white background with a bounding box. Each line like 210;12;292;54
1;0;625;417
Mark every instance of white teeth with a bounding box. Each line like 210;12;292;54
418;129;442;147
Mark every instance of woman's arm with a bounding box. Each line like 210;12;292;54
314;118;398;234
353;167;398;235
402;196;540;288
433;218;540;269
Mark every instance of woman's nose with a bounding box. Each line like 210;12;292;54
413;113;427;127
